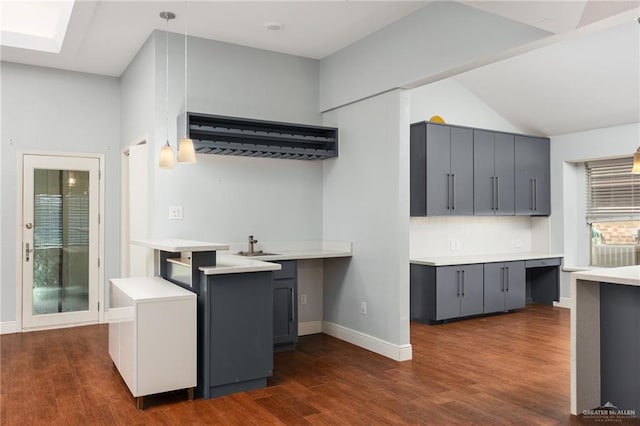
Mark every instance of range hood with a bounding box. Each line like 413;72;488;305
179;112;338;160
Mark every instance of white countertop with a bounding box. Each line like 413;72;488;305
131;238;229;252
110;276;196;302
199;254;282;275
572;265;640;287
410;252;564;266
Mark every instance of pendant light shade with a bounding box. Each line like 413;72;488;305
159;141;175;168
178;137;196;163
632;147;640;174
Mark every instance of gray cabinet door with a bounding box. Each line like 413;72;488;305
494;133;515;215
426;124;452;216
514;136;550;215
410;124;427;216
504;261;525;310
459;264;484;316
273;279;296;345
435;266;462;320
483;262;505;313
450;127;474;215
473;130;496;215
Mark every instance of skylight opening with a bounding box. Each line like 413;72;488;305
0;0;75;53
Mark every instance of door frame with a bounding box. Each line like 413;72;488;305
15;150;105;332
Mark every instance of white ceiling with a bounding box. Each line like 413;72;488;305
0;0;639;137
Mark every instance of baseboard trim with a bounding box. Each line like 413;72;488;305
553;297;571;309
322;321;412;361
298;321;322;336
0;321;18;335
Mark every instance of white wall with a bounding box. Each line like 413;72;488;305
0;62;120;324
322;90;411;359
146;32;323;245
550;122;640;298
319;1;549;112
408;79;549;258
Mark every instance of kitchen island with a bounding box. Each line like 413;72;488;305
571;265;640;417
128;239;281;399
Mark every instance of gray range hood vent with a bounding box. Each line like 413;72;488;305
179;112;338;160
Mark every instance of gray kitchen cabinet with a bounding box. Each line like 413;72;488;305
410;122;473;216
483;261;525;313
272;260;298;351
514;135;550;215
473;130;515;216
200;271;273;399
410;263;483;322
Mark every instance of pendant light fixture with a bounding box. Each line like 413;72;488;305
158;11;176;169
178;2;196;164
632;147;640;174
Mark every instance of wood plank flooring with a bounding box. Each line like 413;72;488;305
1;305;585;425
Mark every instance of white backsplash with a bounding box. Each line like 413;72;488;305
410;216;535;258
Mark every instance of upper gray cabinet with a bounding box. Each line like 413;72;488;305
473;130;515;216
514;136;550;215
410;122;473;216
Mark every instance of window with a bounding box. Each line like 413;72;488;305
586;157;640;267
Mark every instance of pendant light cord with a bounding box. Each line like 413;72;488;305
184;1;188;137
165;15;170;147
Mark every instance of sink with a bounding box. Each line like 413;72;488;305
236;251;279;257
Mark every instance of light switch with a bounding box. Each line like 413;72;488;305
169;206;183;220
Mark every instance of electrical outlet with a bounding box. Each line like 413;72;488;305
300;294;307;305
449;240;457;251
168;206;183;220
360;301;367;315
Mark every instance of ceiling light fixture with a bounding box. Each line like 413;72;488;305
632;147;640;174
178;2;196;164
159;11;176;169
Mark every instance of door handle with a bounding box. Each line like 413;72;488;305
500;267;504;291
530;179;534;210
533;179;537;211
461;270;465;296
456;270;461;297
25;242;33;262
25;222;33;230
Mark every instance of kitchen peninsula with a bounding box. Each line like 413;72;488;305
111;238;352;405
571;265;640;417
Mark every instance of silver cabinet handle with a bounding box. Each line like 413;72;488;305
456;270;461;297
530;179;534;210
491;176;496;210
290;288;295;321
533;179;537;211
461;270;465;296
446;173;451;210
495;176;499;211
451;174;455;211
505;267;509;292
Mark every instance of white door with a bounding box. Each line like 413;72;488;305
22;154;100;329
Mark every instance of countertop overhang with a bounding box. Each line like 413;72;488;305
411;252;564;267
131;238;229;252
572;265;640;286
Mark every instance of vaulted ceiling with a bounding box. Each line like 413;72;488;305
1;1;638;137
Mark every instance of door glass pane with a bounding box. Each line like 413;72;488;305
33;169;90;315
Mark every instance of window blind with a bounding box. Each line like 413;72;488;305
586;157;640;223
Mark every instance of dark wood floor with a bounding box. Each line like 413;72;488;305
1;305;584;425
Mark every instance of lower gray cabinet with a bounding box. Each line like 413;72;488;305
483;261;525;313
272;260;298;350
410;264;483;322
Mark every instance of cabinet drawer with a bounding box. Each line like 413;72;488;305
273;260;297;280
525;258;561;268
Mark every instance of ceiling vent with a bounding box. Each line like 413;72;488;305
179;112;338;160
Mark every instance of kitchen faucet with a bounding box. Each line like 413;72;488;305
248;235;258;254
